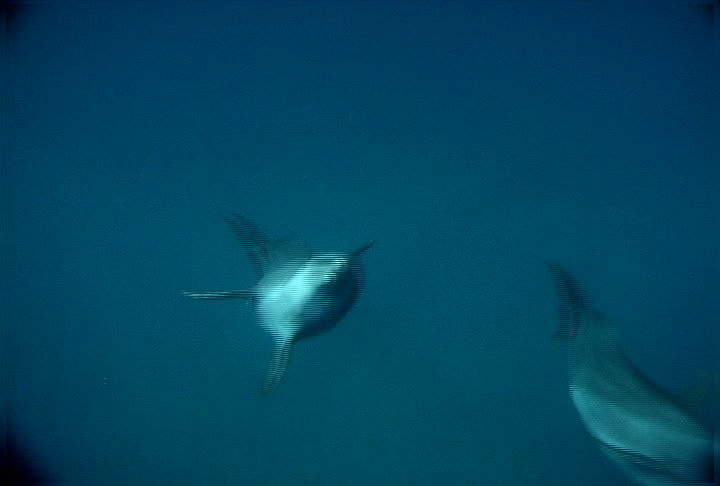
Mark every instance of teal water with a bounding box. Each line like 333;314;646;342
3;2;717;485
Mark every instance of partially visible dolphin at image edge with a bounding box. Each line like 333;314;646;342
546;263;718;485
184;213;374;393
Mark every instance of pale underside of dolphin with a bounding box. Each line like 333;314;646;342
547;263;718;485
184;213;373;393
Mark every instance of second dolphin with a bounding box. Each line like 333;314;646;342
546;263;717;485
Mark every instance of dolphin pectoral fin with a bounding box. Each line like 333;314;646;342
182;290;254;300
351;239;375;258
261;339;293;394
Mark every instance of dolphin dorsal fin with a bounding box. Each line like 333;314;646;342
258;239;313;274
221;213;312;277
546;262;589;340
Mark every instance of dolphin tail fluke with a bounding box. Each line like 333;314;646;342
261;339;293;394
182;290;254;300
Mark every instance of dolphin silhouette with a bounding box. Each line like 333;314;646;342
184;213;373;393
546;263;718;485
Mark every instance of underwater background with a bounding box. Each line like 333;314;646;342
3;2;718;485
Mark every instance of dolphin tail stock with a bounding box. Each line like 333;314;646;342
261;338;294;394
182;290;255;300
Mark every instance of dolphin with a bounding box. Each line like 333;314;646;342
546;263;718;485
184;213;374;393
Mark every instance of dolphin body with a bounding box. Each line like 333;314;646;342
185;213;373;393
547;263;718;485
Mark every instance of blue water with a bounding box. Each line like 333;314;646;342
3;2;717;485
